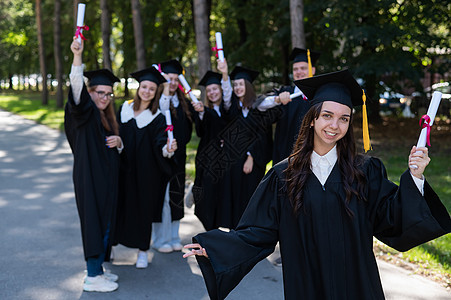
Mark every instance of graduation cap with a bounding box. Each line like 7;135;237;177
229;66;259;83
294;69;372;152
198;71;222;86
130;67;166;85
159;59;183;75
289;48;321;78
84;69;120;87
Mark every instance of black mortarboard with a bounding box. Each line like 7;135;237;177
229;66;259;83
294;69;363;109
160;59;183;75
294;69;372;152
84;69;120;87
130;67;166;85
198;71;222;86
289;48;321;64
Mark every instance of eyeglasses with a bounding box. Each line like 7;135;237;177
95;91;115;99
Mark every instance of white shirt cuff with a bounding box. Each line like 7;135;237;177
410;172;425;196
162;144;175;158
70;64;85;105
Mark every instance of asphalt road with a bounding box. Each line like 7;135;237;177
0;109;449;300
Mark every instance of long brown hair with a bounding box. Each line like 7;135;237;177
155;86;193;122
285;102;367;217
88;85;119;135
240;79;256;108
133;84;159;114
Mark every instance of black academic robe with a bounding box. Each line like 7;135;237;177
216;95;274;229
271;85;310;165
114;102;172;251
194;157;451;300
167;99;193;221
193;102;232;231
64;85;120;261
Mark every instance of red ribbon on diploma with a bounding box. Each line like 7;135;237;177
212;46;223;58
75;25;89;41
420;115;432;146
165;125;174;132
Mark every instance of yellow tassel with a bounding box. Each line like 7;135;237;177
362;90;372;152
307;49;313;78
127;99;134;105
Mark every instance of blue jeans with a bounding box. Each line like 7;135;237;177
86;224;110;277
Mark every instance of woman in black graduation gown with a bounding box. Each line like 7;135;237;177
64;38;122;292
150;60;194;253
115;67;177;269
184;69;451;300
217;65;274;229
191;59;233;231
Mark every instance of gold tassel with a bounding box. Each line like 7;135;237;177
307;49;313;78
362;90;372;152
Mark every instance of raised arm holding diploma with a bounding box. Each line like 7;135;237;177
178;74;199;103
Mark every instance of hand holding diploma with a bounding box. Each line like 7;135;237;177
410;91;442;169
178;74;200;103
164;110;175;151
270;91;303;105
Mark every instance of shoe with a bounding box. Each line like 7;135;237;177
136;251;148;268
274;257;282;267
103;269;119;282
155;244;173;253
171;243;183;251
83;275;118;292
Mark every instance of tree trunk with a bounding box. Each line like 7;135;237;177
54;0;64;108
8;73;14;90
193;0;211;80
130;0;146;69
36;0;48;105
100;0;113;71
290;0;306;48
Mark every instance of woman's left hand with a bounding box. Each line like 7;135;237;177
106;135;122;149
408;146;430;178
167;138;178;153
243;155;253;174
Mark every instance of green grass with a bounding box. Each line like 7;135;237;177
1;91;450;282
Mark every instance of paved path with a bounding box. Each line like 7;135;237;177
0;109;450;299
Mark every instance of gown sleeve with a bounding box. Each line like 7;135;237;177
193;168;281;300
367;157;451;251
66;84;94;128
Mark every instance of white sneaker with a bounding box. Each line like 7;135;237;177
136;251;148;268
155;244;173;253
172;243;183;251
103;269;119;282
83;275;118;292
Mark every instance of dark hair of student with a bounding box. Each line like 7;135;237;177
154;85;193;122
133;83;159;114
205;84;223;109
285;102;367;217
88;85;119;136
241;80;256;109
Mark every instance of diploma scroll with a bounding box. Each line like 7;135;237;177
178;74;200;103
164;110;174;149
75;4;86;44
266;91;303;102
215;32;225;62
410;91;442;169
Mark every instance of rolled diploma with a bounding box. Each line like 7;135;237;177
266;91;303;102
152;64;170;83
164;110;174;149
178;74;199;103
410;91;442;169
76;3;86;44
215;32;224;62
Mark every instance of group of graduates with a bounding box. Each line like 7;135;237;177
65;34;451;298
